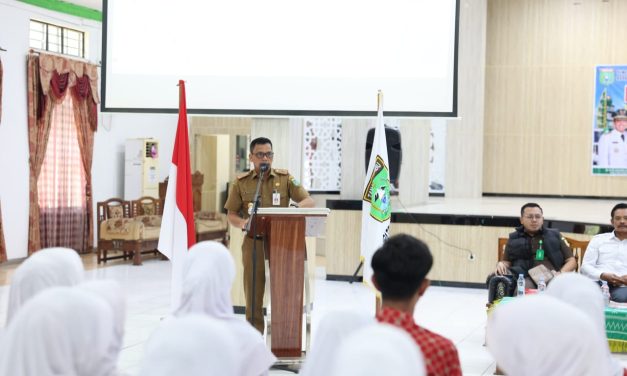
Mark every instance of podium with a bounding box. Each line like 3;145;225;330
252;207;329;358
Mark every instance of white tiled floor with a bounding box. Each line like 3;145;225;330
0;259;496;375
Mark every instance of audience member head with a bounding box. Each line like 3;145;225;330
7;247;84;323
138;314;238;376
331;323;426;376
371;234;433;308
175;241;235;319
0;287;116;376
520;202;544;234
79;280;127;363
611;203;627;239
487;295;611;376
300;311;375;376
174;241;277;376
547;273;623;376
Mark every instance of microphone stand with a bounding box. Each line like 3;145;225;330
245;163;268;331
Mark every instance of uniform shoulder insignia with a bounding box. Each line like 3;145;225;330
237;170;252;180
274;169;289;175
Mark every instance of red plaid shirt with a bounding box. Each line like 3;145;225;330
376;306;462;376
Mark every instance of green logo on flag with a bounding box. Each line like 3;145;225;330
599;68;615;86
363;155;391;222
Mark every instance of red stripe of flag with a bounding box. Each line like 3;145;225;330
173;80;195;248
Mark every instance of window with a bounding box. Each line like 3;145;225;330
29;20;85;58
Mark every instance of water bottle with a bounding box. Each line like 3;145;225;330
601;280;611;306
517;274;525;296
537;276;546;292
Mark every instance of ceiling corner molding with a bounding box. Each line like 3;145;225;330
18;0;102;22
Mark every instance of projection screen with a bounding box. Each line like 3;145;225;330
102;0;459;116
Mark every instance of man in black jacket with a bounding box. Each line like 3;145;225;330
495;203;577;289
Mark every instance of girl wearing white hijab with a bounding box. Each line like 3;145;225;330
330;323;426;376
6;247;84;324
0;287;117;376
174;241;276;376
487;295;613;376
546;273;625;376
138;314;238;376
79;280;127;375
300;310;375;376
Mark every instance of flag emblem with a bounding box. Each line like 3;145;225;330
363;155;391;222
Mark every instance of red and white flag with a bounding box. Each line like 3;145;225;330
158;80;196;308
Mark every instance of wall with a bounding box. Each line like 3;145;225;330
483;0;627;196
445;0;487;198
0;0;177;260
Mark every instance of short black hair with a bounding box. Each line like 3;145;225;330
249;137;273;153
371;234;433;300
521;203;543;216
611;203;627;218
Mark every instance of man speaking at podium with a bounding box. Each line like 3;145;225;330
225;137;314;333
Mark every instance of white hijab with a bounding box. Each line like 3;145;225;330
138;314;238;376
174;241;276;376
6;247;84;324
300;310;375;376
331;323;426;376
487;295;612;376
0;287;117;376
79;280;126;368
547;273;624;376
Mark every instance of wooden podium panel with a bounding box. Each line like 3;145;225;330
267;216;306;357
253;207;329;359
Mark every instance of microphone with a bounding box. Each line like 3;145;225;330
244;163;269;233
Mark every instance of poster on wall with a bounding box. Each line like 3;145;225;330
592;65;627;175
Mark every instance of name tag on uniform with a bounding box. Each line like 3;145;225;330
272;190;280;206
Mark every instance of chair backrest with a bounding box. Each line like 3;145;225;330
96;198;131;236
131;197;164;217
159;171;204;212
498;237;508;262
563;236;590;272
497;236;590;272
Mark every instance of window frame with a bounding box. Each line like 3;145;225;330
29;19;85;58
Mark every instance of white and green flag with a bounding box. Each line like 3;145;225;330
361;92;391;285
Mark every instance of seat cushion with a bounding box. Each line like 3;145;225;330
99;219;144;241
107;205;124;219
195;219;227;233
136;215;162;228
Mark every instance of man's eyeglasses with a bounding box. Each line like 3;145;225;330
523;215;543;220
253;152;274;159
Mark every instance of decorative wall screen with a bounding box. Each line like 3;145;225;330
303;118;342;191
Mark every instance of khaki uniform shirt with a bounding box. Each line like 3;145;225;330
224;168;310;218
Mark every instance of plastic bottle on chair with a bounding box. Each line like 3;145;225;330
601;280;611;307
517;274;525;297
537;276;546;292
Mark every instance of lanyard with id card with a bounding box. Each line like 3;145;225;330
535;239;545;261
272;183;280;206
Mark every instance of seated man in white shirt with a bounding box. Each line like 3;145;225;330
581;203;627;302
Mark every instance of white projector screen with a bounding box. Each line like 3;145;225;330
102;0;459;116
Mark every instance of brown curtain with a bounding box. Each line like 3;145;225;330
71;74;97;250
0;201;6;263
27;54;53;255
26;53;99;255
